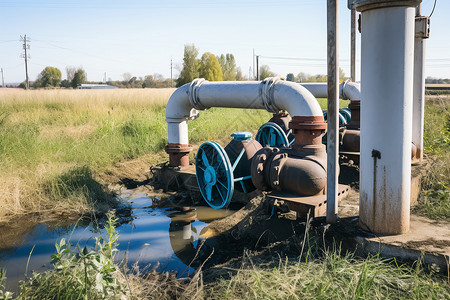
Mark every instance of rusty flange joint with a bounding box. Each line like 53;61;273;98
165;143;193;168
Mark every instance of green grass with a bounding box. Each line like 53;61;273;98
202;252;450;300
414;98;450;220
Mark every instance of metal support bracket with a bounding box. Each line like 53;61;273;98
415;16;430;39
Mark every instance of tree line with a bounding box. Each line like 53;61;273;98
176;44;245;87
19;43;350;89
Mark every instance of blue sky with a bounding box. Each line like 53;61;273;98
0;0;448;83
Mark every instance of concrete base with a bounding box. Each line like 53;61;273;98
354;215;450;274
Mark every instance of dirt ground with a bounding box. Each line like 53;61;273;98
100;152;449;277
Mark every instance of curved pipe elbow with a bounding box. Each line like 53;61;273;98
342;81;361;101
272;80;323;117
165;84;198;122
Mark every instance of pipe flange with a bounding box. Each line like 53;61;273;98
289;116;327;131
260;77;282;113
350;0;420;12
189;78;208;110
165;143;193;154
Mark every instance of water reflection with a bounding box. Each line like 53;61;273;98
0;193;233;292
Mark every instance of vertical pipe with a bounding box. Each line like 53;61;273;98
412;4;426;161
359;5;415;234
326;0;339;224
351;8;356;82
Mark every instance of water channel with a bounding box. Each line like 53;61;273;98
0;191;234;292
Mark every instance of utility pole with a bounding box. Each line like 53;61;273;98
326;0;339;224
170;58;173;87
104;72;107;83
350;8;356;82
256;55;260;81
1;68;4;87
20;35;30;89
252;48;255;79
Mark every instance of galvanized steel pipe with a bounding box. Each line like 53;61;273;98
165;78;324;167
300;81;361;101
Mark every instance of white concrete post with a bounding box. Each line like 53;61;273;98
355;0;419;234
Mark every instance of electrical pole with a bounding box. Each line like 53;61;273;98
1;68;4;87
170;58;173;88
252;48;255;79
20;35;30;89
256;55;260;81
350;8;356;82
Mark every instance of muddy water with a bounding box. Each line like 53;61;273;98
0;191;233;291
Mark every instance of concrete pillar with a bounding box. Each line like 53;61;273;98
355;0;420;234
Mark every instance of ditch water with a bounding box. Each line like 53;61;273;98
0;191;234;292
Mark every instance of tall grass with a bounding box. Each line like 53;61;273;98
414;97;450;219
0;89;174;221
202;252;450;300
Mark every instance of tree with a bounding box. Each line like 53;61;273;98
122;72;132;82
259;65;275;80
235;67;245;81
296;72;310;82
198;52;223;81
217;53;236;81
286;73;295;82
176;44;200;87
66;66;76;83
60;79;70;88
339;67;346;82
38;66;62;87
71;68;86;88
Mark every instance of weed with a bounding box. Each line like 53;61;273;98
0;269;13;300
16;211;125;300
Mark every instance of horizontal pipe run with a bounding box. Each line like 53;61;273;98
165;78;326;166
300;81;361;101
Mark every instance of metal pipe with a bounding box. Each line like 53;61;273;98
300;81;361;101
355;0;419;234
326;0;339;224
165;78;324;167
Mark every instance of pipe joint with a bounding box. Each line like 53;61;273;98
260;77;283;113
188;78;208;110
165;143;193;167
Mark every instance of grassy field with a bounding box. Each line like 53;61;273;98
414;96;450;219
0;88;272;222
